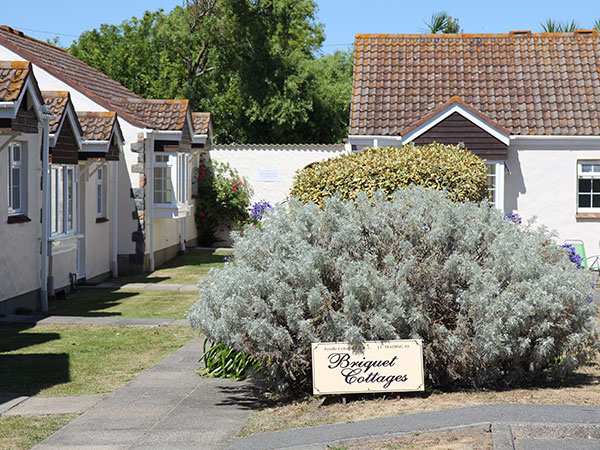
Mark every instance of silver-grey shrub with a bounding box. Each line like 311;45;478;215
188;188;599;393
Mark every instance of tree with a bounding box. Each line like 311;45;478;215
540;19;580;33
69;1;352;144
424;11;462;34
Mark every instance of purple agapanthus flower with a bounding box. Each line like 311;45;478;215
250;200;274;220
559;244;583;269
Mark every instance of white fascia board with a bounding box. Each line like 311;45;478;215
347;135;403;141
402;104;510;146
0;77;44;119
511;135;600;141
510;135;600;150
151;130;182;140
0;101;17;118
81;141;109;153
192;134;208;144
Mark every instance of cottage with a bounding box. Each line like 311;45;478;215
347;31;600;253
0;26;212;312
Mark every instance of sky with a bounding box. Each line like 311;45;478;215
2;0;599;53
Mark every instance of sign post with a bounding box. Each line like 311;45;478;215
311;340;424;396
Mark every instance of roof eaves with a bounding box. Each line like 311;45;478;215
0;37;147;128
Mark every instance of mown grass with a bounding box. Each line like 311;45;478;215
0;414;78;450
239;355;600;436
115;249;229;285
49;289;199;319
0;324;197;397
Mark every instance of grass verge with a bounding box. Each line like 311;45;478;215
239;356;600;436
331;426;493;450
0;324;197;397
115;249;228;285
49;289;199;319
0;414;78;450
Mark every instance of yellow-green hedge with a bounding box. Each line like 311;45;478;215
290;143;489;207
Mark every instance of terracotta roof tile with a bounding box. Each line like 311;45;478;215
77;111;117;141
192;112;211;135
0;60;31;101
117;98;189;131
350;31;600;136
42;91;70;134
0;26;194;131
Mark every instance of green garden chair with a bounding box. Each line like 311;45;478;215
563;240;600;271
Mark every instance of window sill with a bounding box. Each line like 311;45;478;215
576;213;600;220
7;214;31;224
96;217;109;224
153;203;191;219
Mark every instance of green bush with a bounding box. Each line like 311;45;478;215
188;188;599;394
195;161;252;245
290;143;489;207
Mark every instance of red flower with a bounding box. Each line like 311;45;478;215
233;187;237;192
199;212;205;217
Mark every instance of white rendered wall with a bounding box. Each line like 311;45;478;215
0;134;42;302
505;139;600;255
81;163;111;280
209;144;348;205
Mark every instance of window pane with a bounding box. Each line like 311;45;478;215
12;146;20;162
579;179;592;193
593;179;600;193
67;169;74;231
579;194;592;208
582;164;593;173
11;168;20;209
593;195;600;208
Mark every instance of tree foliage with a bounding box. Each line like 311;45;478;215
69;0;352;144
290;143;489;207
424;11;462;34
188;188;599;394
540;19;581;33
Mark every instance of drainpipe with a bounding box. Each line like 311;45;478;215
40;109;51;312
111;160;118;277
180;217;185;252
147;132;155;272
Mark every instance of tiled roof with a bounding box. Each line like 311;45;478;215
0;60;31;101
117;98;189;131
351;31;600;136
77;111;117;141
192;112;211;135
0;26;192;131
42;91;70;134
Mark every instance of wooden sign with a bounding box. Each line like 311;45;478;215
311;340;424;395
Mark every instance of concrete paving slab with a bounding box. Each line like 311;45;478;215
34;337;258;450
3;395;107;416
0;395;28;415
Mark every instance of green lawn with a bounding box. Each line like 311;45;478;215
0;414;78;450
0;324;197;397
49;289;199;319
115;249;228;285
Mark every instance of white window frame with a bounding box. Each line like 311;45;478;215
51;164;76;236
96;166;106;218
153;152;191;207
8;142;25;215
577;161;600;212
154;153;173;205
176;153;189;205
485;161;505;211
